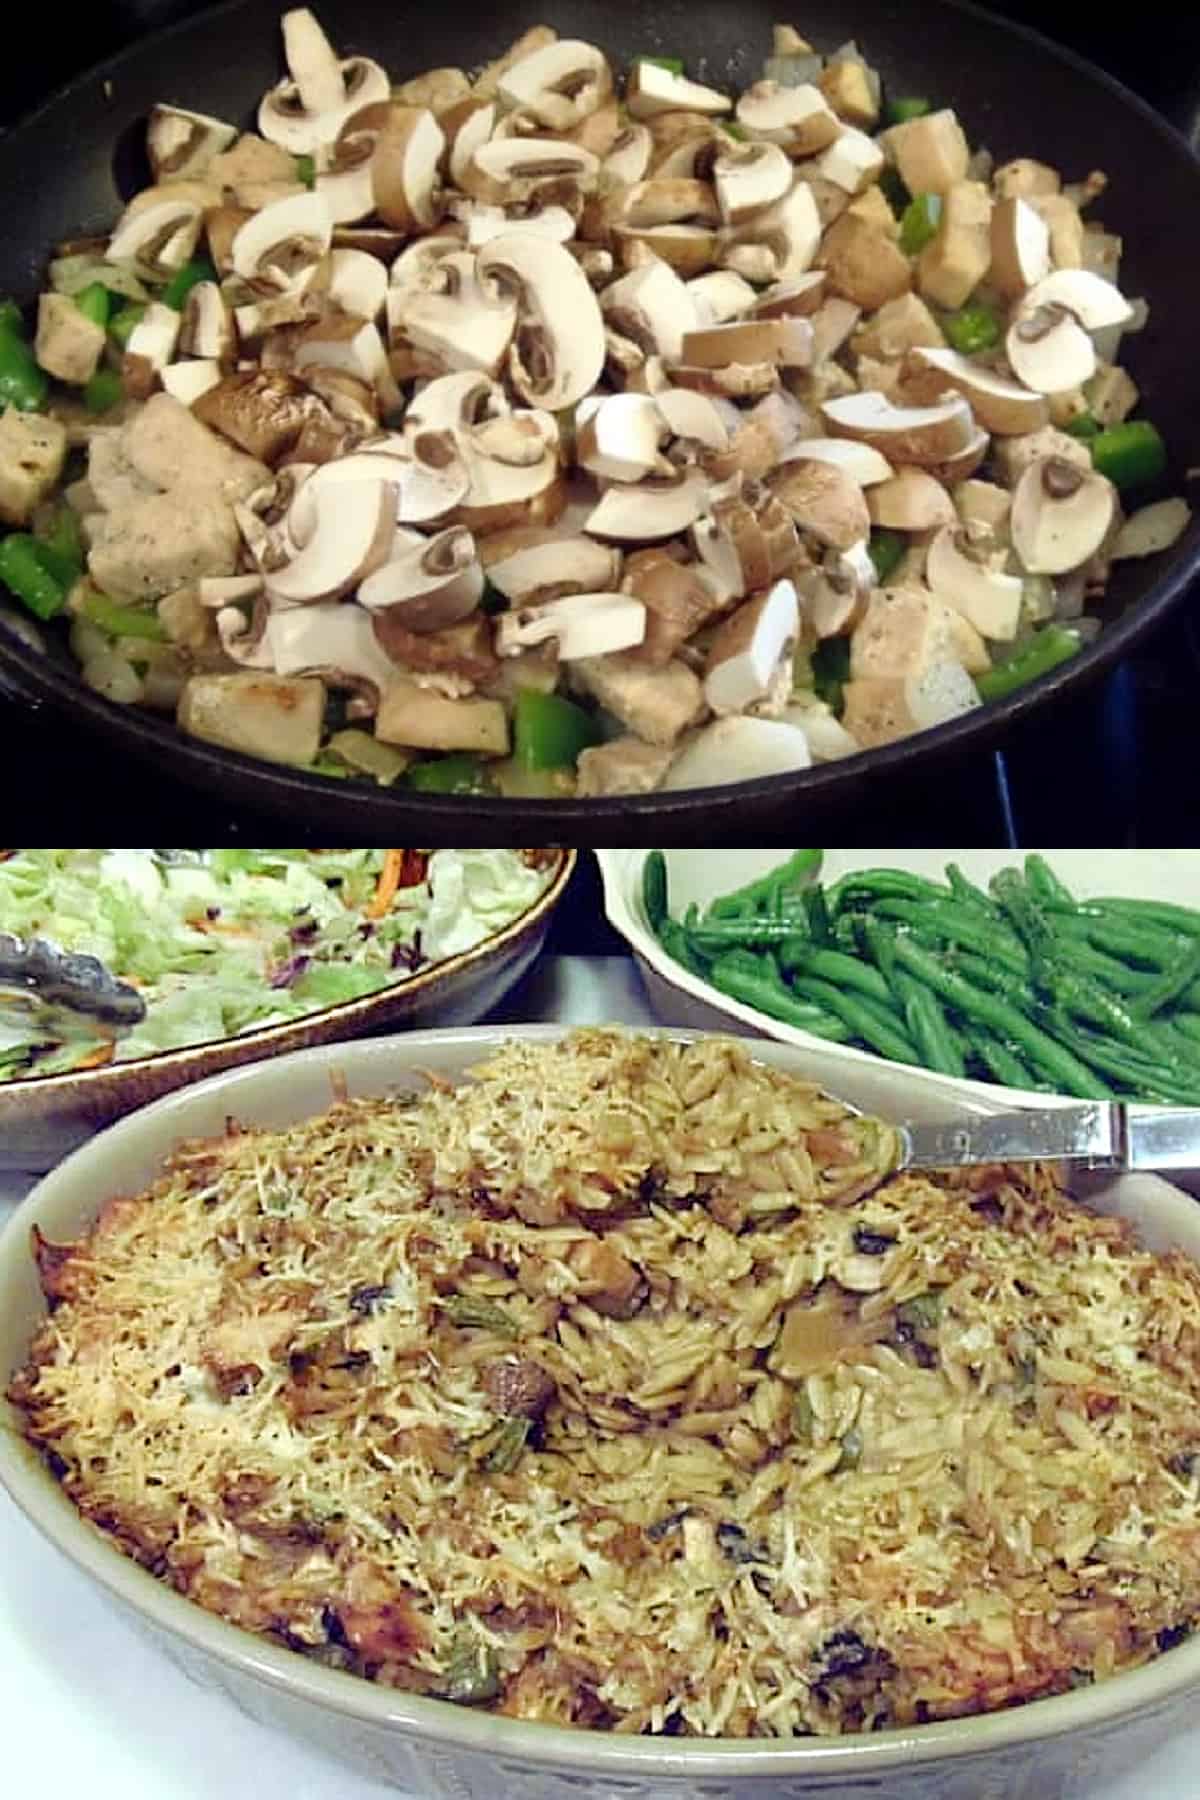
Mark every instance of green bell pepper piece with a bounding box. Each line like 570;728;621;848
406;754;494;794
79;590;167;640
75;282;111;328
513;688;601;770
0;299;25;336
975;626;1082;703
0;326;49;412
160;258;218;311
83;368;124;414
898;192;942;255
36;503;85;579
295;154;316;188
868;528;906;585
886;95;931;125
639;55;686;74
0;533;68;620
942;303;1001;355
108;304;146;348
811;636;851;714
1065;412;1101;441
1089;421;1167;492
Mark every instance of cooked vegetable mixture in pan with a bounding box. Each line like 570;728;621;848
11;1033;1200;1734
0;14;1190;793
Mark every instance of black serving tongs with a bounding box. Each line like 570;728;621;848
0;933;146;1027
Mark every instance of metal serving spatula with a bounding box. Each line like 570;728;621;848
897;1103;1200;1176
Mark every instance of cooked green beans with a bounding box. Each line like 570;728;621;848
642;852;1199;1103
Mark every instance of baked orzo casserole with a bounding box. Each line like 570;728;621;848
9;1030;1200;1736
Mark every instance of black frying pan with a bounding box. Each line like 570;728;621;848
1;0;1198;845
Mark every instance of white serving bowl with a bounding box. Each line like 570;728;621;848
597;849;1200;1121
2;1024;1200;1798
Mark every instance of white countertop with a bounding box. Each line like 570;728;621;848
2;956;1198;1799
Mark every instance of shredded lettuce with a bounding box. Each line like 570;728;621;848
0;849;553;1081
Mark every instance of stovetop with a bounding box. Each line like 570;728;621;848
2;0;1198;845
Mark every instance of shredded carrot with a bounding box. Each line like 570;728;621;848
365;849;405;920
75;1042;116;1071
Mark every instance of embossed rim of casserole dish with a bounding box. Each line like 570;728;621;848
2;1023;1199;1784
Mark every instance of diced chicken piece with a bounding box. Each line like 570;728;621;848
177;671;324;764
841;662;980;747
1085;362;1139;428
122;393;269;504
575;735;675;795
818;213;912;311
845;184;897;237
852;292;945;362
917;181;992;310
375;677;510;755
571;651;706;747
818;58;879;129
0;409;67;527
207;133;301;207
850;587;969;680
991;425;1092;485
86;430;160;512
88;491;241;600
955;479;1012;543
35;292;106;385
881;109;969;196
992;158;1061;200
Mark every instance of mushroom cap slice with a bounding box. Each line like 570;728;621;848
613;223;721;278
258;9;389;152
576;393;664;483
911;346;1049;436
482;530;621;603
712;140;793;225
497;38;612;130
293;317;395;404
680;317;814;370
723;179;822;283
584;470;709;542
1005;305;1096;396
770;459;870;550
317;162;378;226
179;281;233;359
446;100;497;189
463;202;577;249
398;249;517;378
1009;456;1117;575
604;124;654;185
1021;268;1134;332
866;467;957;532
654;386;732;451
327;247;388;320
108;196;203;277
161;360;223;406
229;598;406;696
404;369;510;436
821;390;976;466
465;137;599;206
704;578;800;715
686;270;759;326
298;435;469;526
626;62;731;120
925;525;1024;640
476;232;606;412
990;196;1051;299
735;82;840;156
495;591;647;660
231;191;333;293
371;106;445;231
357;524;483;628
147;104;238;182
389;235;467;298
263;476;396;603
601;259;699;364
453;410;564;534
782;437;893;485
663;715;812;788
751;272;828;319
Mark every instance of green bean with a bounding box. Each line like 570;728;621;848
706;849;823;918
481;1417;530;1473
709;951;853;1040
1169;1012;1200;1045
944;863;996;916
1023;855;1075;909
689;916;811;951
790;975;919;1063
776;940;894;1005
1129;938;1200;1020
826;869;953;915
1052;914;1184;969
442;1295;518;1336
961;1024;1039;1092
891;968;966;1078
884;932;1114;1097
642;851;668;934
1036;1011;1200;1103
1087;898;1200;938
869;896;1031;974
1038;962;1144;1045
659;918;707;978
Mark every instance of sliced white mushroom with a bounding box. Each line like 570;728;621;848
680;316;814;370
483;530;620;603
1005;304;1097;396
302;433;469;525
372;106;445;231
108;195;203;278
1111;498;1192;561
356;524;483;628
585;470;709;541
160;359;223;405
689;508;746;602
752;272;828;319
463;202;577;248
465;137;598;206
664;715;812;787
626;62;730;120
197;574;266;609
615;223;721;278
496;38;612;130
121;302;182;399
801;540;877;638
293;316;396;409
178;282;233;360
454;410;564;533
736;82;840;156
704;579;799;714
653;386;732;451
1021;269;1135;332
924;525;1024;640
231;190;333;293
475;233;606;411
448;100;498;189
495;591;646;659
327;247;388;320
712;139;793;224
220;598;403;699
398;249;517;377
723;178;822;283
866;467;957;532
1009;456;1117;575
815;126;884;195
388;234;465;297
782;437;893;485
146;104;238;182
601;258;699;364
686;270;759;326
770;459;870;549
316;157;377;226
263;477;396;603
911;347;1049;436
603;124;654;185
576;393;664;482
258;8;389;154
990;196;1051;298
821;390;976;465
